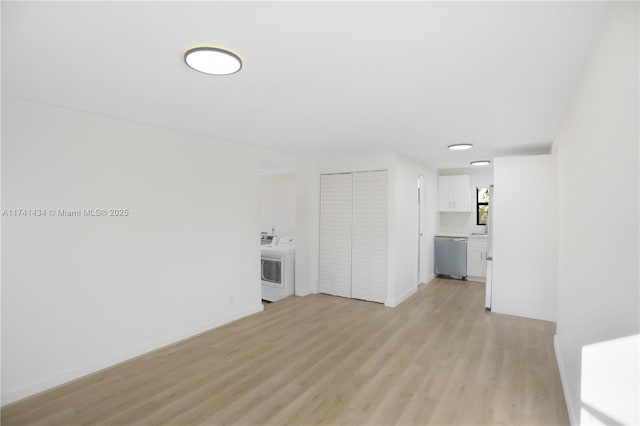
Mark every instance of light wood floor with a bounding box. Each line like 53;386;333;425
2;278;569;426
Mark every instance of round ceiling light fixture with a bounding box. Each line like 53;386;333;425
470;160;491;166
184;47;242;75
448;144;473;151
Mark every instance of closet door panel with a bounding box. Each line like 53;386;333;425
351;172;370;301
318;173;352;298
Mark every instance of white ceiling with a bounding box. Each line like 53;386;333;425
2;1;610;169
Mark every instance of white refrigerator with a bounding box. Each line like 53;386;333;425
484;184;494;310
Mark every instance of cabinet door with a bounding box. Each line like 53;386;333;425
467;245;485;277
451;175;471;211
438;176;453;211
319;173;352;298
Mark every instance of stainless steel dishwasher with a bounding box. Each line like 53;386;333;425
434;236;467;279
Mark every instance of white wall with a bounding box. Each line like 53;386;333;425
437;167;493;236
0;98;285;405
393;157;418;305
293;159;319;297
492;154;558;322
424;168;438;283
260;173;296;236
552;4;639;425
394;155;438;305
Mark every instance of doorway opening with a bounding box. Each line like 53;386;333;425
259;161;297;303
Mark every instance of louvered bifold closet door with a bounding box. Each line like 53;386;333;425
350;172;370;301
351;170;388;303
318;173;353;298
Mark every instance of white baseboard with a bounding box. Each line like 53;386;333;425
554;334;577;426
295;287;313;297
1;304;264;407
420;274;436;285
385;285;417;308
491;306;557;323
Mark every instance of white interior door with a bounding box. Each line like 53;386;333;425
318;173;352;298
418;175;427;283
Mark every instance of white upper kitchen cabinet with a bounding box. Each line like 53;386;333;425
438;175;471;212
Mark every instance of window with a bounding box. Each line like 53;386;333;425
476;187;490;225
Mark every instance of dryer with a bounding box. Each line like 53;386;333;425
261;236;295;302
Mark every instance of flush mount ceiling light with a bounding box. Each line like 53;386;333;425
448;144;474;151
470;160;491;166
184;47;242;75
